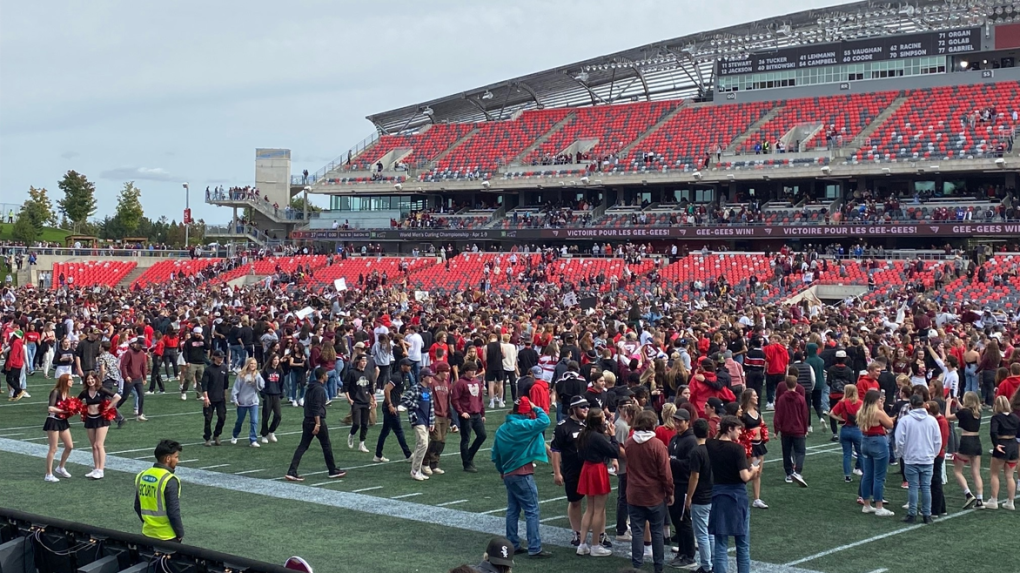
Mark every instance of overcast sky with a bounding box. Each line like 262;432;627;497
0;0;846;223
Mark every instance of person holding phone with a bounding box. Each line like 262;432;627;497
707;415;761;573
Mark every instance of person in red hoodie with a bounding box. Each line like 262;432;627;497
689;359;735;418
856;362;882;399
5;330;26;401
995;363;1020;399
774;377;809;488
763;334;790;410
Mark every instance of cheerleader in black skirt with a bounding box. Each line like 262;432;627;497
575;407;619;557
79;371;119;480
44;374;75;483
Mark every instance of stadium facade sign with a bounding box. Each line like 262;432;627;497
718;27;981;76
292;222;1020;241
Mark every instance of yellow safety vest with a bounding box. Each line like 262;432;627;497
135;467;180;540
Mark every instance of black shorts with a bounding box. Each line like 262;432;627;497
957;435;982;458
564;472;584;503
751;442;768;458
83;415;109;429
992;440;1019;462
43;418;69;432
484;369;503;383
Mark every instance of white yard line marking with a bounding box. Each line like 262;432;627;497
0;433;25;438
176;459;199;463
539;515;567;523
0;401;48;408
352;486;383;493
864;569;889;573
196;464;230;470
309;481;345;487
21;436;48;441
436;499;468;507
133;455;151;460
392;492;422;499
234;469;266;475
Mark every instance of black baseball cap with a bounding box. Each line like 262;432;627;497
212;349;225;358
485;536;515;567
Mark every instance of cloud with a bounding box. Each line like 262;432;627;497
60;151;80;159
99;166;178;182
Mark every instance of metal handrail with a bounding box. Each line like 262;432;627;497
204;191;309;221
293;132;382;185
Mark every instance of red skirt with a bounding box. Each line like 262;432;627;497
577;461;611;496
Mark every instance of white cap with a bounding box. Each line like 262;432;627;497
193;326;202;334
927;329;938;338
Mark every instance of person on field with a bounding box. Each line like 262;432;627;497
134;439;184;542
285;367;347;482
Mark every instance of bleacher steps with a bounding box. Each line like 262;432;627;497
782;122;824;151
618;103;688;159
510;112;577;163
724;104;786;154
428;127;480;166
852;94;910;147
118;265;148;288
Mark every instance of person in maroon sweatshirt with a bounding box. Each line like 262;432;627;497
425;363;453;475
774;377;809;487
118;337;149;422
624;409;674;571
763;334;790;410
451;361;486;472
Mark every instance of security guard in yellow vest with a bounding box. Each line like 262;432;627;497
134;439;184;542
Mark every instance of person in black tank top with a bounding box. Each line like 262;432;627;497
79;371;120;479
43;374;75;483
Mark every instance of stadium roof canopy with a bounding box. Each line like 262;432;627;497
367;0;1003;134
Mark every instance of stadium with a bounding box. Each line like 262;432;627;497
2;0;1020;573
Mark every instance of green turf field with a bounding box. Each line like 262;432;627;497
1;376;1016;573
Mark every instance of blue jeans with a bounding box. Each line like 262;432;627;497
861;435;889;503
840;426;863;477
964;363;978;394
25;343;36;375
288;371;306;402
904;463;933;517
503;473;542;555
691;503;714;571
229;345;246;371
713;507;750;573
232;405;259;443
629;502;666;572
326;370;339;400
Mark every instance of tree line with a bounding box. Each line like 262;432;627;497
11;170;205;248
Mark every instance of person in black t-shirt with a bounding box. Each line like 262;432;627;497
705;416;760;573
550;396;589;548
686;418;714;572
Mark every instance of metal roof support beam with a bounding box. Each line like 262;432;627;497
619;59;651;101
516;81;543;108
464;96;493;121
568;74;606;106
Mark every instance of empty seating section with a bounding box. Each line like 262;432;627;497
130;259;223;288
860;83;1020;161
741;92;898;154
406;253;535;292
314;257;436;288
629;102;774;170
431;110;572;178
937;256;1020;311
522;102;679;164
52;261;136;289
344;124;475;172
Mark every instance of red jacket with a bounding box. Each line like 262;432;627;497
936;414;949;458
4;337;25;370
690;371;735;417
774;389;808;437
764;343;789;375
856;374;880;399
528;379;551;414
996;376;1020;399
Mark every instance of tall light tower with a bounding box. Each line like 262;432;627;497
182;182;190;247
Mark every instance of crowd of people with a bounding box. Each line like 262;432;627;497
3;248;1020;573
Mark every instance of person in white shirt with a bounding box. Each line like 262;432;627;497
405;324;425;380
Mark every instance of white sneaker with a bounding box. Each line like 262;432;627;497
292;400;299;407
765;402;775;411
616;532;632;542
984;499;998;510
268;432;277;443
54;467;72;479
421;466;433;476
22;392;31;398
137;414;148;422
411;471;426;481
230;438;238;445
498;399;506;408
432;467;445;475
753;499;769;509
348;434;355;449
576;543;590;556
298;398;304;407
359;442;370;453
250;441;260;448
590;545;612;557
261;437;269;444
181;393;187;401
92;469;104;479
874;508;895;517
1003;501;1015;511
853;468;863;476
44;474;59;483
862;505;876;514
145;391;154;395
489;399;496;409
84;470;96;479
373;455;389;463
792;473;808;488
902;503;910;510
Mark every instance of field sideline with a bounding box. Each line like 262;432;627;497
1;383;1016;573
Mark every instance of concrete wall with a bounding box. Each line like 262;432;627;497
255;148;293;208
714;67;1020;105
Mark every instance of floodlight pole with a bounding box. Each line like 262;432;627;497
183;183;190;247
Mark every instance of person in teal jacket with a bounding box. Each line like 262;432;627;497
806;343;828;423
491;397;552;559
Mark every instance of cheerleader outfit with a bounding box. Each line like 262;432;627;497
954;408;982;462
43;389;70;432
741;410;768;458
577;431;619;496
78;388;111;429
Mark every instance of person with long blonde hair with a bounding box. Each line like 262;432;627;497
43;374;75;482
79;371;120;479
858;389;895;516
231;358;265;447
986;395;1018;510
945;391;984;508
